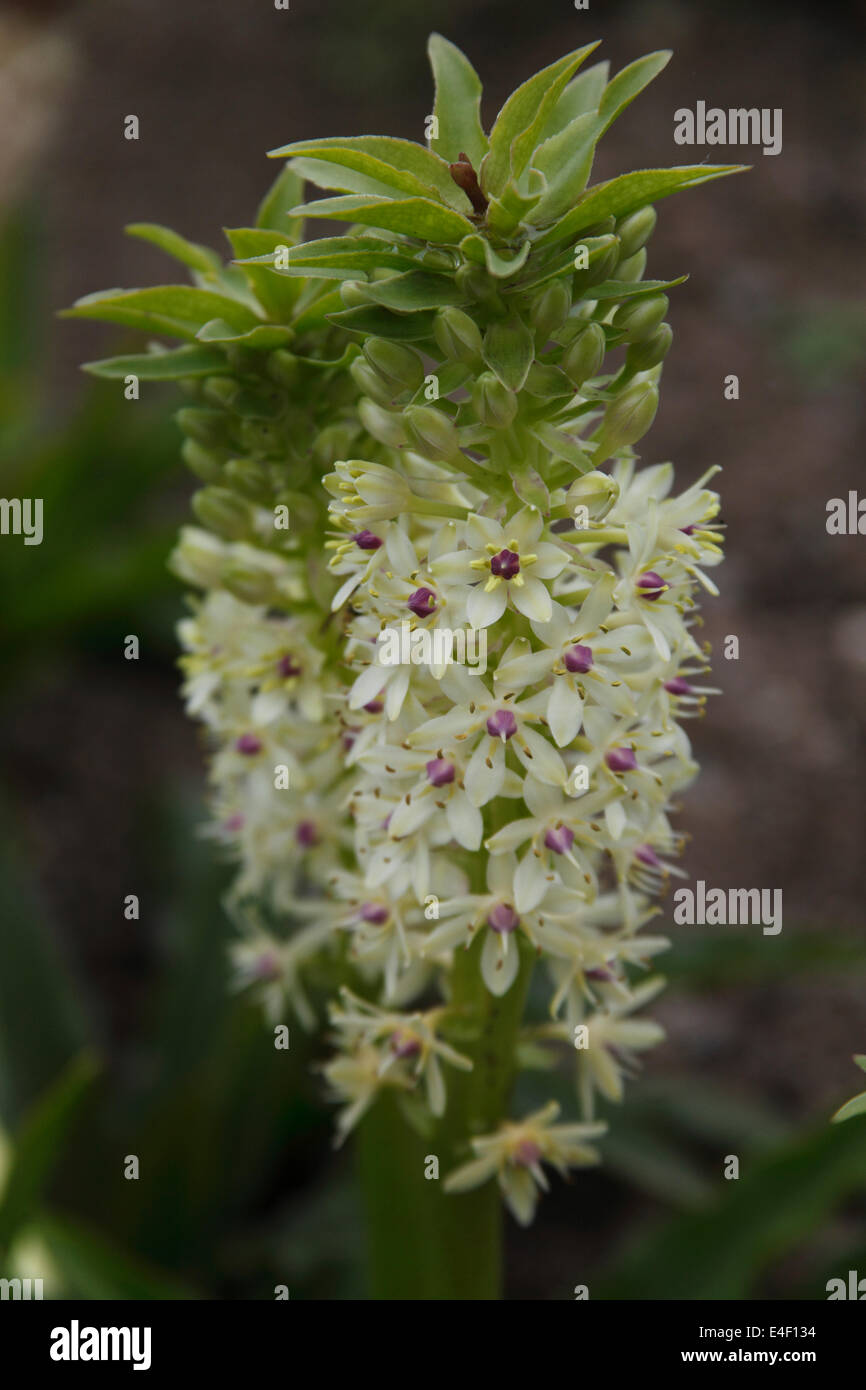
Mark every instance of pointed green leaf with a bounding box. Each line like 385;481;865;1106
125;223;220;273
482;44;599;197
531;421;594;472
458;234;530;279
531;111;600;224
832;1092;866;1124
483;315;535;390
855;1055;866;1074
587;276;687;301
255;164;306;239
225;227;302;318
537;60;609;143
196;318;292;347
272;136;470;213
598;51;671;137
291;194;474;244
82;344;227;380
327;304;437;341
61;285;261;339
427;33;488;169
360;271;464;312
536;165;748;248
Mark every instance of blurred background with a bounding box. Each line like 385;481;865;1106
1;0;865;1300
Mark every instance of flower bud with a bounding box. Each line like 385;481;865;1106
339;280;370;308
222;564;279;606
223;458;270;501
433;306;484;364
615;206;657;260
614;249;647;283
181;437;225;483
530;280;572;340
170;526;226;588
191;486;252;540
561;322;606;386
625;323;673;374
363;338;424;395
472;371;518;429
594;380;659;461
358;397;408;448
314;422;359;466
202;376;240;410
176;407;231;448
267;349;299;389
613;293;669;343
403;404;460;461
350;357;394;407
565;470;620;522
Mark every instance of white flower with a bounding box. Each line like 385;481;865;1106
432;509;569;627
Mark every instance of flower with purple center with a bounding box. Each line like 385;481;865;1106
425;757;456;787
407;586;437;618
353;529;383;550
636;570;666;601
487;902;520;934
564;643;593;674
489;548;521;580
605;746;638;773
486;708;517;741
544;824;574;855
235;733;263;756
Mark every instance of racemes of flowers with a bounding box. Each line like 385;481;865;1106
67;35;742;1237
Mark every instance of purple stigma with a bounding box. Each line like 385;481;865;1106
664;676;693;696
605;746;637;773
544;824;574;855
426;757;456;787
360;903;389;925
252;951;281;981
635;844;661;867
223;813;244;832
390;1031;422;1059
353;529;382;550
680;524;697;535
295;819;319;848
637;570;666;601
278;654;302;679
512;1138;542;1167
486;708;517;740
564;643;594;674
487;902;520;934
490;548;521;580
408;586;437;618
235;733;262;756
363;699;384;714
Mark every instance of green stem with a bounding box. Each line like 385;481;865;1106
357;932;534;1300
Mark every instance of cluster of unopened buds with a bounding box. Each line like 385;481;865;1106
70;34;739;1225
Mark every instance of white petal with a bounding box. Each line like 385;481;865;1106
446;793;483;850
513;850;549;913
467;582;508;629
481;927;520;996
547;678;583;748
516;727;566;787
465;739;505;807
511;576;552;623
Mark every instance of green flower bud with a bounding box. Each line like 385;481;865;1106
472;371;518;429
238;418;282;456
615;206;657;260
613;293;669;343
350;357;394;407
594;380;659;462
625;323;673;374
614;249;647;283
565;470;620;524
358;396;408;448
433;306;484;365
267;349;300;389
403;403;460;461
339;280;370;307
530;280;572;340
455;264;505;315
222;564;279;606
223;458;271;502
314;422;360;466
176;407;231;448
181;437;225;483
586;244;620;287
561;322;607;386
202;376;240;410
170;527;226;589
191;486;252;539
362;337;424;394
